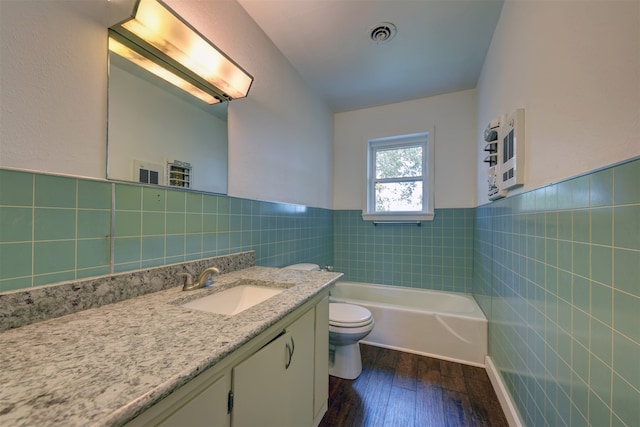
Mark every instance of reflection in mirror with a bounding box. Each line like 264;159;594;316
107;52;228;194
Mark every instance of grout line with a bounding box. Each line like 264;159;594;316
110;183;115;275
74;179;78;280
139;188;143;270
30;175;35;288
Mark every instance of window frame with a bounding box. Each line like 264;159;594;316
362;130;435;222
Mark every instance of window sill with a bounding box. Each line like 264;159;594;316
361;212;435;222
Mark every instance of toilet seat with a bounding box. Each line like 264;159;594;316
330;318;373;328
329;303;373;328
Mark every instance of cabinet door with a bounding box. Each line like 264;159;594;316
126;370;230;427
232;309;315;427
313;297;329;419
285;309;315;426
158;372;229;427
232;332;291;427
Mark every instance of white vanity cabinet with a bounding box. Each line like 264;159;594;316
232;308;315;427
156;371;230;427
125;361;233;427
126;293;330;427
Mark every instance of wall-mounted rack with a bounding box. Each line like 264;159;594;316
484;117;506;200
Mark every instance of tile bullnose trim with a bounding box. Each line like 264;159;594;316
0;251;255;331
485;356;525;427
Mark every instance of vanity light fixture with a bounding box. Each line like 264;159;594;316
109;0;253;104
108;35;220;104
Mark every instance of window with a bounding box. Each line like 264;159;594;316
363;131;434;222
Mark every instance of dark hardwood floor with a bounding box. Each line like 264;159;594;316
319;344;509;427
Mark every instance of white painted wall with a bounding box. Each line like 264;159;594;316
167;1;334;209
0;1;108;179
0;0;334;209
108;61;228;194
333;90;478;210
476;0;640;206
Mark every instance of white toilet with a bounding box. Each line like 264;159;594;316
327;302;374;379
284;263;375;380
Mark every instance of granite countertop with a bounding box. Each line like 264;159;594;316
0;266;342;427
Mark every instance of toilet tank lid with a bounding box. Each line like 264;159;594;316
283;263;321;271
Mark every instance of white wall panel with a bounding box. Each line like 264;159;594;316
333;90;478;210
0;1;108;179
476;1;640;206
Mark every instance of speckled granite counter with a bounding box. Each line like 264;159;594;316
0;266;342;426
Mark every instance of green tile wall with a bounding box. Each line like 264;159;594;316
2;158;638;427
333;208;474;292
473;158;640;427
112;184;333;272
0;170;333;291
0;170;113;289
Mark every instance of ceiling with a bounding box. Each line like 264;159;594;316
237;0;504;113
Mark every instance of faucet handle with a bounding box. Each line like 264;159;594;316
178;273;194;290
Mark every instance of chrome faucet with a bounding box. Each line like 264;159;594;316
179;267;220;291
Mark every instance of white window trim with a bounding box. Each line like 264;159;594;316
362;129;435;222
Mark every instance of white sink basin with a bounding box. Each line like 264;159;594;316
181;285;284;315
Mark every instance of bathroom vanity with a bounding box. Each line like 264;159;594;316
0;264;340;427
127;295;329;427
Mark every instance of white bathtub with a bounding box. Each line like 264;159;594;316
330;281;488;367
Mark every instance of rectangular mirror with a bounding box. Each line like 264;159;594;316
107;51;228;194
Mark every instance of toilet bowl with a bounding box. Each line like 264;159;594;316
328;302;374;379
284;263;375;380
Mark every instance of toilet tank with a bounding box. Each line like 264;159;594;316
284;263;321;271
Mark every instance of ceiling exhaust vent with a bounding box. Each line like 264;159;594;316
368;22;397;44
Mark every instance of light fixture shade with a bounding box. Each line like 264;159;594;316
109;0;253;104
108;34;220;104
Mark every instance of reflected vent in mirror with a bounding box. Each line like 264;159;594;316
167;160;192;189
134;160;163;185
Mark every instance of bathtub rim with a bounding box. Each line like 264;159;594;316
330;281;487;322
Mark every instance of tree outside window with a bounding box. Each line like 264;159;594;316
363;131;434;222
374;145;423;212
